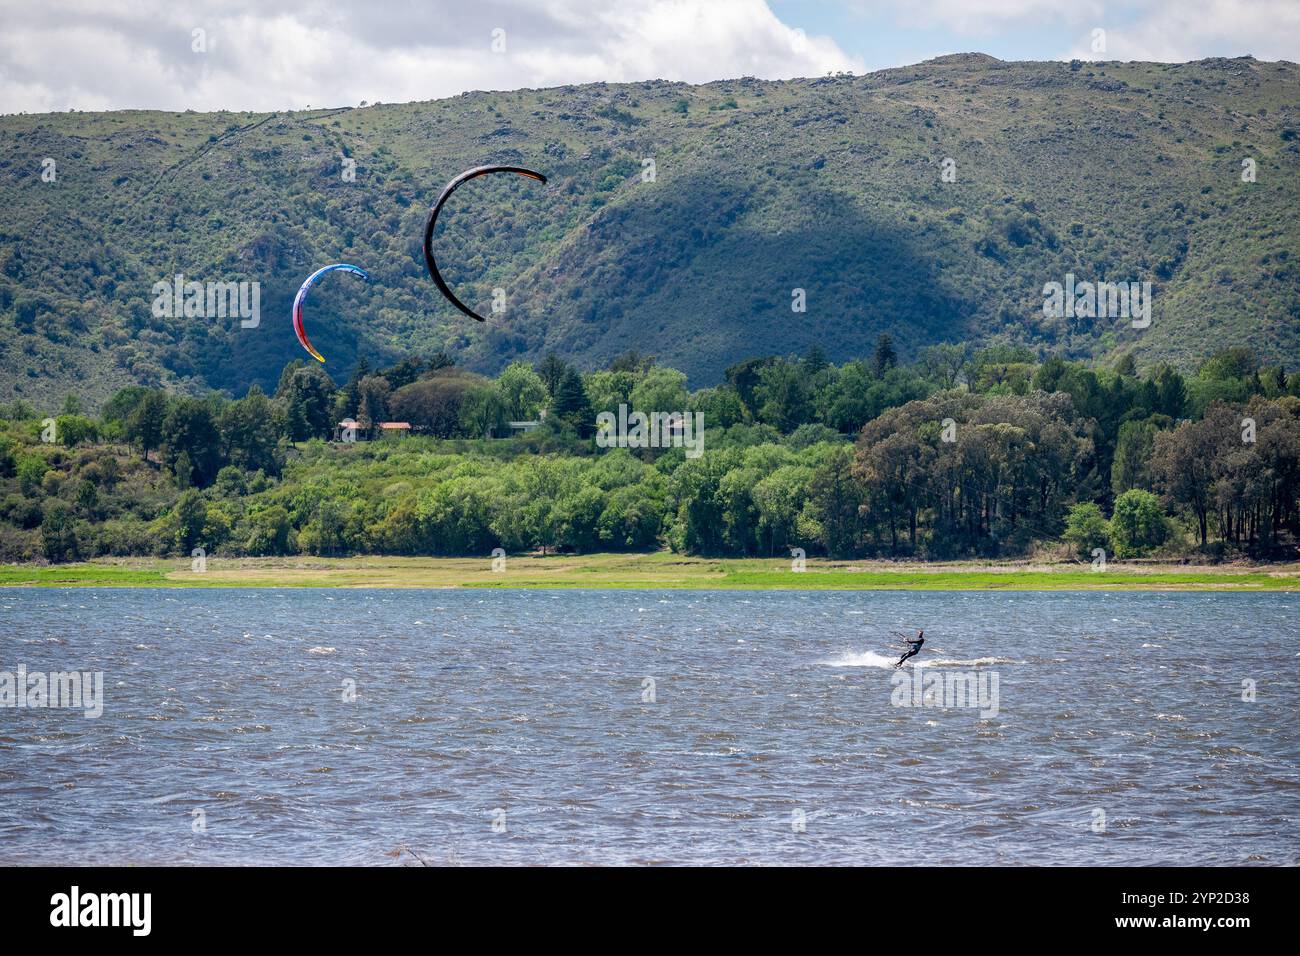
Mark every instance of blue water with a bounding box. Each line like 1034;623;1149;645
0;588;1296;865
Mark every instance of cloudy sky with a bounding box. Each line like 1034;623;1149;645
1;0;1297;114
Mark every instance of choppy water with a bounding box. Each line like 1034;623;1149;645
1;588;1296;865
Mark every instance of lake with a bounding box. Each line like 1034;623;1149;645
1;588;1296;865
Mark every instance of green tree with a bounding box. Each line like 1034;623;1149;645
554;485;605;552
1062;502;1110;559
1109;489;1168;557
460;382;509;438
390;370;482;437
17;455;47;495
549;368;593;434
373;495;422;553
688;386;745;429
219;386;285;475
598;483;664;549
126;391;168;461
806;445;863;557
1111;419;1158;495
55;414;97;447
382;356;427;390
630;366;689;417
919;342;970;389
668;450;741;554
724;356;775;418
873;333;898;376
1199;347;1258;383
609;350;655;374
802;344;828;376
247;506;293;555
496;361;548;420
716;466;760;554
1153;365;1187;419
585;370;638;418
339;357;372;419
537;353;569;397
414;480;497;553
1150;417;1214;546
754;360;810;433
356;375;392;433
276;362;336;441
74;479;99;516
300;500;349;556
175;490;208;553
1032;355;1070;394
162;398;222;487
101;386;151;425
752;465;813;555
40;501;79;562
814;360;875;434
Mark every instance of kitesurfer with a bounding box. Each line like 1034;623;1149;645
895;631;924;668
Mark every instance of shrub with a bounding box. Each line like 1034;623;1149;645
1062;502;1110;559
1109;489;1168;558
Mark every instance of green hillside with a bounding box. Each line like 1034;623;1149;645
1;53;1297;408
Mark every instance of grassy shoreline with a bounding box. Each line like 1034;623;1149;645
1;553;1297;591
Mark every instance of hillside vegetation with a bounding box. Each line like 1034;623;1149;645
0;55;1297;408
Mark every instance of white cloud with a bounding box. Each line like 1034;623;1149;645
1061;1;1300;62
0;0;862;113
856;0;1105;35
850;0;1300;62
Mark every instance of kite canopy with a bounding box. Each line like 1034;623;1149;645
422;165;547;322
291;263;369;363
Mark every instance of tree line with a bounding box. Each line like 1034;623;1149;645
2;337;1298;563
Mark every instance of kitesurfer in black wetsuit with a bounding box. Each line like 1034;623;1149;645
895;630;924;668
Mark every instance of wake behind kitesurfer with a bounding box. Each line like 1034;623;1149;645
895;630;924;668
